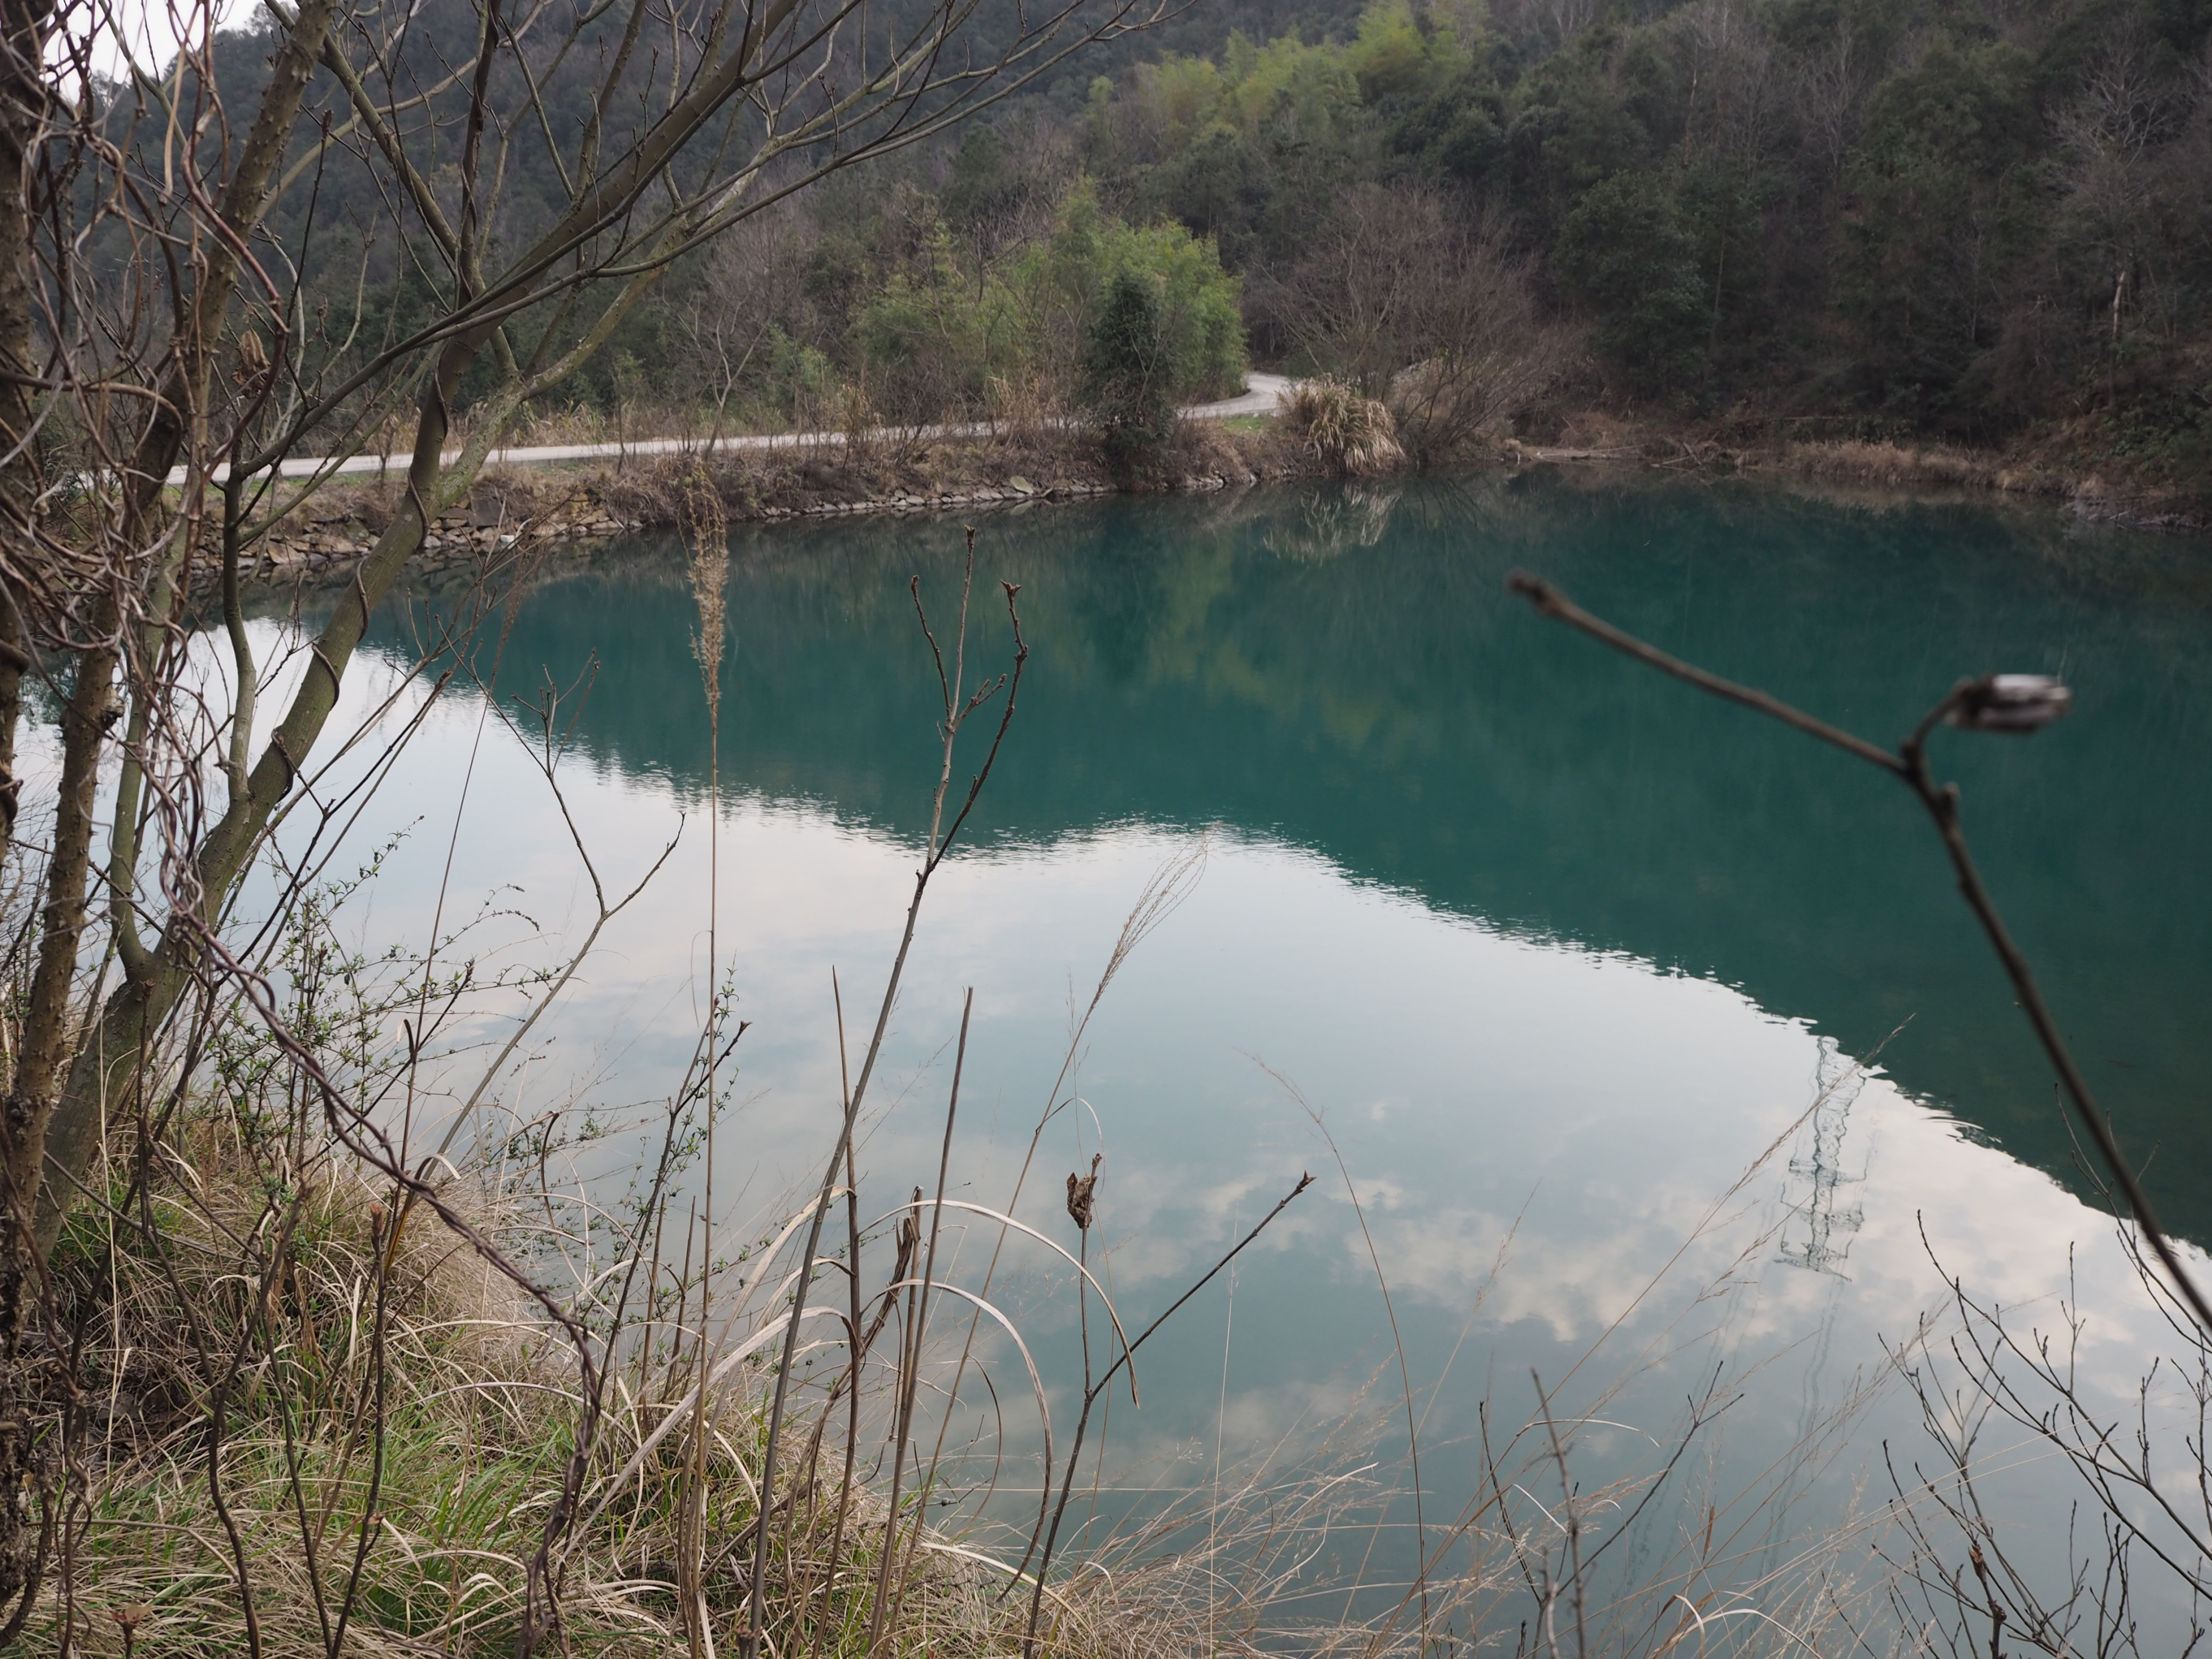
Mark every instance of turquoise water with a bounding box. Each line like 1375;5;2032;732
329;472;2212;1631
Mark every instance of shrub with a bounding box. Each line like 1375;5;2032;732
854;219;1019;424
1017;180;1246;404
1079;269;1179;479
1553;171;1709;404
1273;183;1572;467
1281;375;1406;476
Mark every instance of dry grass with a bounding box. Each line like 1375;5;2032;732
494;401;740;449
585;419;1312;525
44;1120;1907;1659
1280;379;1406;478
42;1111;1233;1659
1779;438;2059;494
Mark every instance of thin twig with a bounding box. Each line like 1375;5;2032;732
1020;1170;1316;1659
1507;569;2212;1337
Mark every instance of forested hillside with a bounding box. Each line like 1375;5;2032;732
193;0;2212;476
1075;0;2212;463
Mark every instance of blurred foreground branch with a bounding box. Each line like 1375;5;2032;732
1506;569;2211;1336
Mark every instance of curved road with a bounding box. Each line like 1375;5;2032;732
173;373;1294;485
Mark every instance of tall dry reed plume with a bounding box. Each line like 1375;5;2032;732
679;461;734;1659
684;466;732;723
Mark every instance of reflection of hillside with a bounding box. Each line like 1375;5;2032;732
368;476;2212;1235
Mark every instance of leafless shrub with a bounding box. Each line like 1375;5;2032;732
1881;1227;2212;1659
684;203;817;433
1270;185;1574;467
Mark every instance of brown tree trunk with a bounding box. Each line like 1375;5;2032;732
0;0;56;1614
0;604;23;869
0;0;50;876
34;328;487;1260
0;621;107;1615
0;0;343;1613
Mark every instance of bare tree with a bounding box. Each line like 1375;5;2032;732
1787;15;1870;184
683;197;813;431
0;0;1171;1613
1271;183;1571;468
1488;0;1598;55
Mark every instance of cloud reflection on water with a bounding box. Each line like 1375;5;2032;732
212;622;2204;1591
86;501;2190;1641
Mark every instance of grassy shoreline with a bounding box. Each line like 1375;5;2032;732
51;1131;1224;1659
247;414;2209;582
1507;405;2212;532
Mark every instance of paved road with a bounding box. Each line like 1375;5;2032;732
173;372;1293;486
1184;370;1290;420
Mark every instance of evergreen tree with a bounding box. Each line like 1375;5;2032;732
1553;171;1710;404
1080;269;1177;479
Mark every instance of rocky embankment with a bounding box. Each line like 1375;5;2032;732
257;490;644;572
249;424;1299;575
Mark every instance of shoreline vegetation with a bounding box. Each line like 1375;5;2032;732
58;1117;1279;1659
237;415;1313;570
237;402;2209;578
41;1091;1872;1659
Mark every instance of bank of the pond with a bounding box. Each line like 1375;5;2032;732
1508;414;2212;532
54;1133;1224;1659
238;404;2209;585
244;419;1320;572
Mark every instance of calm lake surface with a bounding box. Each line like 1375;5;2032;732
299;470;2212;1622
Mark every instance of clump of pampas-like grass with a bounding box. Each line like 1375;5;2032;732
1280;377;1405;477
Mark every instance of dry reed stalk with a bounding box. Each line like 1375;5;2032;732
740;531;1028;1659
679;460;733;1659
683;466;732;724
